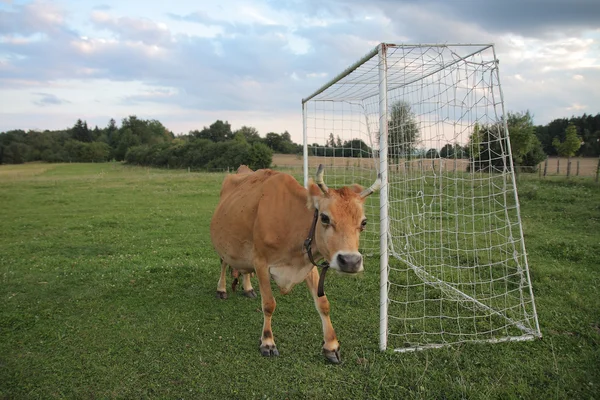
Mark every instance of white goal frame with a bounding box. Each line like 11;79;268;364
302;43;541;352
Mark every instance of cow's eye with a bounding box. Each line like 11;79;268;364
361;219;367;228
320;213;330;225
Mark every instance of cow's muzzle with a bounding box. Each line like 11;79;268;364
331;252;363;273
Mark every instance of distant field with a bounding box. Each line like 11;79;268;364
274;154;600;177
1;163;599;399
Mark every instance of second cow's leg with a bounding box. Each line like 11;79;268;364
242;272;257;298
305;266;340;363
254;259;278;356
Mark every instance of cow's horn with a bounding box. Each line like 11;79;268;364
360;174;382;198
315;164;329;195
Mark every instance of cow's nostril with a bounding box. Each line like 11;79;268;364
337;253;363;272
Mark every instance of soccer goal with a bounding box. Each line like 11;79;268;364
301;43;541;352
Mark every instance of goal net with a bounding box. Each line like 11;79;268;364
302;43;541;352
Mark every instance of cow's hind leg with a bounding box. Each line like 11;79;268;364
255;260;278;356
230;267;240;292
242;272;257;298
216;258;228;299
305;267;340;364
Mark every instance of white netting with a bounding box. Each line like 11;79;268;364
302;43;541;351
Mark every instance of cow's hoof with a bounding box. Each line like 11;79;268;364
323;347;341;364
259;343;279;357
216;291;227;299
243;289;257;298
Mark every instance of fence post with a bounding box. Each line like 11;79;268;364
567;157;571;179
556;158;560;175
543;159;548;177
576;160;580;176
596;156;600;184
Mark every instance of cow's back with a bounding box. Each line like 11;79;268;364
210;169;282;270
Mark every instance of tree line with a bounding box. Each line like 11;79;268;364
0;118;301;170
1;107;598;172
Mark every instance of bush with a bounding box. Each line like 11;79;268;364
249;142;273;170
124;138;273;171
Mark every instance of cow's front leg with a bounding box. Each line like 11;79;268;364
305;267;340;364
255;261;278;356
216;258;228;299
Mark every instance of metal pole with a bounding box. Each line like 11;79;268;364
492;45;541;338
302;46;379;104
303;102;309;188
378;43;389;351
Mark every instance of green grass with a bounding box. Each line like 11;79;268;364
1;163;599;399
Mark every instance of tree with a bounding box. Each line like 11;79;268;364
388;101;420;160
114;128;141;161
265;132;283;151
453;143;467;159
193;120;232;142
440;144;454;158
341;139;372;157
468;117;547;172
248;142;273;170
468;123;483;161
553;124;582;157
234;126;261;144
326;133;336;148
70;119;92;143
521;135;547;171
263;131;300;154
506;111;537;166
425;148;439;158
106;118;119;148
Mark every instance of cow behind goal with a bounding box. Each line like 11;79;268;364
302;43;541;352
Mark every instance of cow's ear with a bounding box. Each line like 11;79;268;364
307;181;323;210
349;184;364;194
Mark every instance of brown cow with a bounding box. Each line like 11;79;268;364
210;165;380;363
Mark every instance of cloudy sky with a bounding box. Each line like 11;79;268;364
1;0;599;143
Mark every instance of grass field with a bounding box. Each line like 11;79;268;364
1;163;599;399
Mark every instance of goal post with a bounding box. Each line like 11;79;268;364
302;43;541;352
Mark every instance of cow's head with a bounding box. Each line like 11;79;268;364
307;165;380;274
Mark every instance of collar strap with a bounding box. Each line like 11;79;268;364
304;208;330;297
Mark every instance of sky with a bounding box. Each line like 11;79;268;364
1;0;599;143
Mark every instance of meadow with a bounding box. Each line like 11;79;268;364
1;162;599;399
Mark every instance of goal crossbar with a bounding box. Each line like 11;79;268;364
302;43;496;104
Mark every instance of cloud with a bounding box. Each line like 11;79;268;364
92;4;111;11
167;11;224;27
0;1;73;37
0;0;598;137
90;11;172;46
33;92;70;106
120;88;177;105
271;0;600;38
